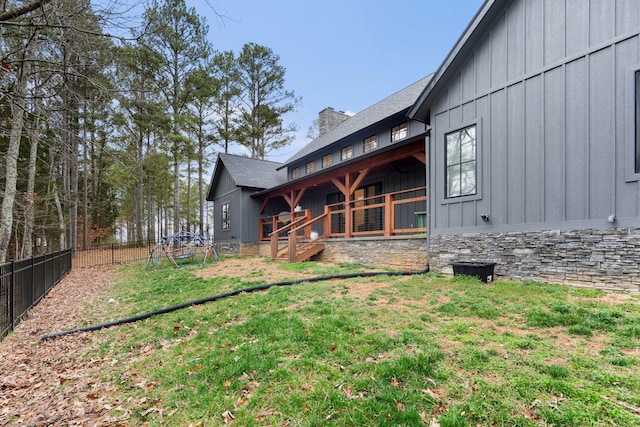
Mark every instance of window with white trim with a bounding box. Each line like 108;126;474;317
445;125;477;198
322;154;332;168
364;135;377;152
292;167;300;179
221;202;231;230
341;145;353;161
306;161;315;174
391;123;407;142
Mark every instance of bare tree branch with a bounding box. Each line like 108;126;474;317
0;0;54;22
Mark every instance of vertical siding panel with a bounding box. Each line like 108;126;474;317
461;55;476;101
544;0;566;65
543;67;565;222
434;112;449;229
476;95;491;217
615;36;640;217
524;75;545;223
565;58;589;221
590;0;615;46
589;48;615;219
491;14;508;88
490;89;508;224
616;0;640;35
476;35;492;94
566;0;588;57
507;0;525;80
449;73;463;106
507;83;525;224
525;0;544;74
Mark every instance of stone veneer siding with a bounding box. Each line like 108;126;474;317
252;227;640;295
429;227;640;295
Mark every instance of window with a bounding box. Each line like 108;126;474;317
306;161;315;174
364;135;377;152
341;145;353;161
445;125;477;198
391;123;408;142
636;70;640;174
322;154;332;168
221;202;231;230
292;167;300;179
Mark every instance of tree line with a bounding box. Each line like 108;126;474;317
0;0;300;262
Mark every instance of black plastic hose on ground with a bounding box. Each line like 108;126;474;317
40;266;429;341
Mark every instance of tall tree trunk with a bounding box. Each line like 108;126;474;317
0;93;26;262
82;126;89;248
135;132;144;242
21;96;41;258
173;150;180;234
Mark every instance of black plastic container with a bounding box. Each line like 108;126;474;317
452;262;496;283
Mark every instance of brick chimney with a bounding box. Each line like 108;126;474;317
318;107;350;136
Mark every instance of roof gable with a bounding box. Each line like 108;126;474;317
206;153;286;200
408;0;503;119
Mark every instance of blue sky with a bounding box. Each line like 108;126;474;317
187;0;486;162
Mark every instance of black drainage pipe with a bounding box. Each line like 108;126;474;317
41;266;429;341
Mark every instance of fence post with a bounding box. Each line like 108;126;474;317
31;256;35;306
112;243;115;265
9;260;15;333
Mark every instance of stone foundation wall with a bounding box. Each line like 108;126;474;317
251;227;640;295
321;236;428;271
429;227;640;295
215;241;240;256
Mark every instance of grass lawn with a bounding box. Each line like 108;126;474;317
87;257;640;426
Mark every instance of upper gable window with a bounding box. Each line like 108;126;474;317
292;167;300;179
391;123;408;142
306;161;315;174
446;125;477;198
322;154;332;168
341;145;353;161
364;135;377;152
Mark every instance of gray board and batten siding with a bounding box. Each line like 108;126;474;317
409;0;640;292
207;154;286;248
411;0;640;233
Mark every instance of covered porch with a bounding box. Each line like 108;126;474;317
255;138;428;261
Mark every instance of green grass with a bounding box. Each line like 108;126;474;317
82;259;640;426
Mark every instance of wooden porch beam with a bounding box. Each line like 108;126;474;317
292;188;306;208
331;177;347;195
412;152;426;164
349;168;370;194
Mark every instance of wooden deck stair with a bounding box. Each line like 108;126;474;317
273;240;325;262
270;210;328;263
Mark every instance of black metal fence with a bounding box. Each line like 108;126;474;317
0;249;72;340
72;240;156;268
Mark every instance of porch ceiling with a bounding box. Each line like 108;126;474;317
254;137;426;202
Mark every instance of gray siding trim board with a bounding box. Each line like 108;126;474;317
626;63;640;183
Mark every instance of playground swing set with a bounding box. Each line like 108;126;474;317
146;232;218;269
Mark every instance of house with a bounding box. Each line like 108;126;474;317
408;0;640;292
208;0;640;293
207;76;432;270
205;153;286;255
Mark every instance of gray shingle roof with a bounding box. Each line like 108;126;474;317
218;153;286;189
282;74;433;168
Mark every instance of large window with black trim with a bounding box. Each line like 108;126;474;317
445;125;477;198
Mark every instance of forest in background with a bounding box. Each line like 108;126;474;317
0;0;301;262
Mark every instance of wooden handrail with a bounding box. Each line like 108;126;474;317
290;212;328;234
